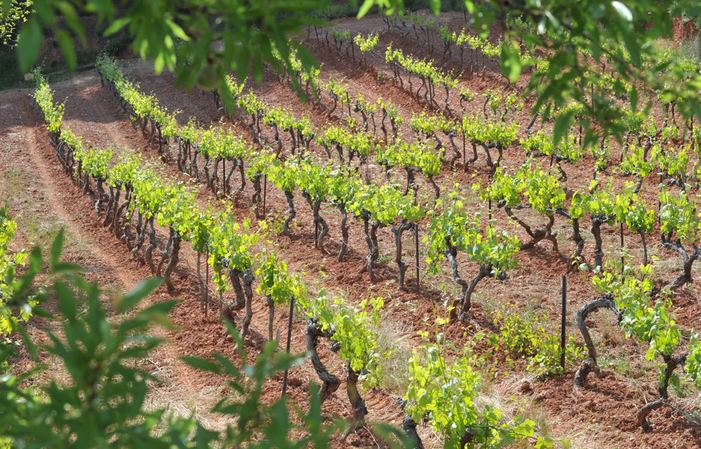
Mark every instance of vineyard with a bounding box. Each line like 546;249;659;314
3;4;701;449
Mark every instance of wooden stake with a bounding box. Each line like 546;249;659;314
560;275;567;369
620;221;625;273
282;296;295;396
488;170;493;221
205;249;209;318
263;175;267;217
197;252;202;311
415;223;420;293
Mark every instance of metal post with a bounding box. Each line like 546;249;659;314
620;221;625;272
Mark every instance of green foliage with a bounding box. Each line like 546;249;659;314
386;46;457;88
297;158;331;203
480;162;566;214
618;195;655;235
97;55;179;138
405;330;551;448
327;167;362;205
685;335;701;389
182;323;342;449
0;0;31;47
659;189;700;245
354;32;378;54
32;70;64;133
268;158;299;194
0;235;212;447
101;38;124;56
0;204;28;341
488;303;584;378
207;208;258;293
34;70;265;302
245;148;276;181
198;124;249;160
10;0;701;148
620;143;656;179
593;264;683;371
425;190;520;275
298;289;390;388
255;249;306;307
0;234;372;448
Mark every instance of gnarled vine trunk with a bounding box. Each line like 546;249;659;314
305;318;341;402
402;416;424;449
337;203;349;262
504;205;559;252
302;192;329;253
661;233;701;289
636;354;687;431
344;362;368;434
162;228;181;293
591;214;613;270
573;294;620;388
282;190;296;237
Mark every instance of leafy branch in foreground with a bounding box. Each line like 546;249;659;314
0;231;214;447
0;231;411;448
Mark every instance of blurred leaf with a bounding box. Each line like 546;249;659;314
165;19;189;41
553;111;572;147
50;228;64;268
104;17;130;36
429;0;440;15
118;277;163;313
55;1;85;45
372;423;413;449
181;355;222;374
501;41;522;83
16;324;39;362
17;17;41;73
357;0;374;18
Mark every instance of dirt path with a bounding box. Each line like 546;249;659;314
19;100;136;291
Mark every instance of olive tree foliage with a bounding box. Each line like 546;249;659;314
0;0;31;47
432;0;701;149
7;0;331;110
5;0;701;143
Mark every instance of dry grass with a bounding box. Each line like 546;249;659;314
373;309;415;394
